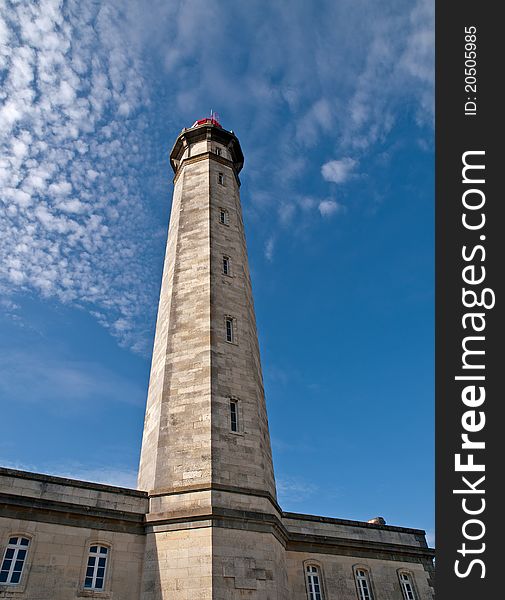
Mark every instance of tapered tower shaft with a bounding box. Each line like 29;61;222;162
138;120;276;500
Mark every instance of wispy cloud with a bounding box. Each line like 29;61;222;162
0;297;21;320
339;0;434;151
271;436;319;455
264;236;275;261
318;200;344;218
277;476;318;505
0;0;157;353
0;350;145;411
321;158;358;184
0;0;433;352
0;458;138;489
278;202;296;226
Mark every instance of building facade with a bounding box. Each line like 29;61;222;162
0;119;434;599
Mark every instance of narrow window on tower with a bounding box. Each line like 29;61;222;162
305;564;325;600
225;316;235;343
0;536;30;585
218;172;224;185
219;208;229;225
83;544;109;590
229;399;239;432
222;255;230;276
214;147;222;156
354;567;373;600
398;571;417;600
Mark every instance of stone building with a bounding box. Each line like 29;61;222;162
0;118;434;599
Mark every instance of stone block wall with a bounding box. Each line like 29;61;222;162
140;526;213;600
0;468;147;599
285;552;433;600
0;519;145;600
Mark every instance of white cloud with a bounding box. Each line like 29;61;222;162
0;0;157;352
318;200;343;218
56;198;88;214
277;476;318;505
0;350;145;410
0;298;18;309
0;458;138;489
264;237;275;261
400;0;435;125
278;202;296;225
339;0;434;150
48;181;73;196
321;157;357;184
0;0;433;353
6;188;32;208
295;98;334;147
299;197;316;211
8;269;25;285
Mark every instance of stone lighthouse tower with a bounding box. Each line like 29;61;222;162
0;116;434;600
137;117;288;599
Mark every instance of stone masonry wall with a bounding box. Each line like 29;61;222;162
0;518;145;600
285;552;433;600
137;157;213;493
209;151;276;498
0;469;147;600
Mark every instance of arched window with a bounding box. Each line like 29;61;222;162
399;571;417;600
84;544;109;590
0;536;30;585
305;564;324;600
354;567;373;600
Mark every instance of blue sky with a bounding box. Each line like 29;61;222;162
0;0;434;543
